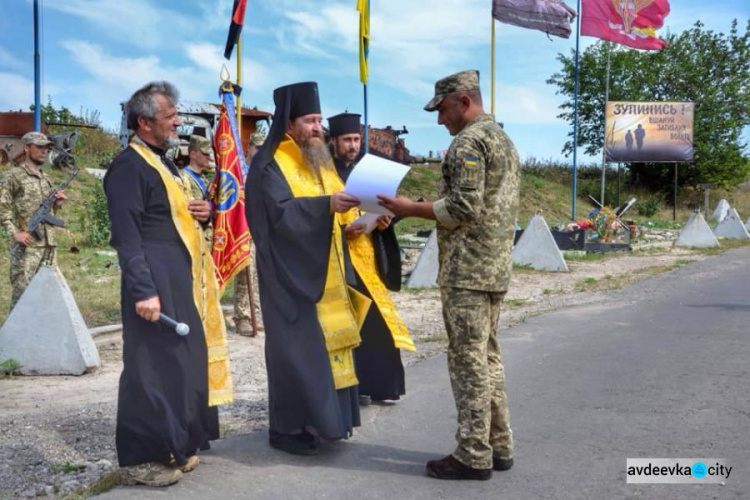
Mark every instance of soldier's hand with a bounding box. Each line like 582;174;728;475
330;191;360;213
376;215;392;231
377;195;413;218
135;295;161;322
53;189;68;209
188;200;212;223
344;222;367;238
12;231;33;247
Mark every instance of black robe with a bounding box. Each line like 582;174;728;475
246;157;359;439
104;146;218;467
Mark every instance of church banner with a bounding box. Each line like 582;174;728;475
604;101;693;163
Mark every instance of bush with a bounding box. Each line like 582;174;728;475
637;196;662;217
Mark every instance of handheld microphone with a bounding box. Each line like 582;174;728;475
159;313;190;336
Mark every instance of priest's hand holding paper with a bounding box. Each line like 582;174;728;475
344;221;367;239
330;191;360;213
376;215;392;231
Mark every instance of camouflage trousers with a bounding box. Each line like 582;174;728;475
233;245;262;331
9;246;56;312
441;286;513;470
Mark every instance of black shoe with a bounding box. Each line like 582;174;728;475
493;457;513;471
359;395;372;406
426;455;492;480
269;431;319;456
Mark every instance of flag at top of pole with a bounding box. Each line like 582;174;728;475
210;83;251;293
224;0;248;59
357;0;370;84
491;0;577;39
581;0;670;50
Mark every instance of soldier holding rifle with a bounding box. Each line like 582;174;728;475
0;132;69;312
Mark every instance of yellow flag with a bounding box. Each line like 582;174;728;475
357;0;370;84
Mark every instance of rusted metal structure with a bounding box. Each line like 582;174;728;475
366;125;412;164
0;111;46;165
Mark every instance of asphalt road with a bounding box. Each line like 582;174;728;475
99;247;750;499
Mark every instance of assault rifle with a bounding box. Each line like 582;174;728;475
10;167;79;259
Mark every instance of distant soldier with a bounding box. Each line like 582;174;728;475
378;69;520;480
233;132;265;336
0;132;68;312
181;135;214;200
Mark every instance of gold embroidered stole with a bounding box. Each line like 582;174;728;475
340;209;415;352
131;142;234;406
274;136;370;389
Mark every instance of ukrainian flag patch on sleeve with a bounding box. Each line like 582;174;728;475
460;156;479;188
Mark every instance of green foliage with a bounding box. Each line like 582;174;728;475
547;20;750;191
637;196;662;217
49;462;86;474
81;182;111;247
0;358;20;377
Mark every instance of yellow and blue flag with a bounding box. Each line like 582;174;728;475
357;0;370;84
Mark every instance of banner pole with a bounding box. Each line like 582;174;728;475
491;16;496;118
236;36;242;137
571;0;582;220
600;42;611;206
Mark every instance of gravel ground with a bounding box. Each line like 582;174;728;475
0;240;704;498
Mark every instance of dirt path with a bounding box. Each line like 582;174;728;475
0;246;707;497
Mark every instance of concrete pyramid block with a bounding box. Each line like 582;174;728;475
406;228;438;288
674;212;720;248
512;214;568;272
0;266;100;375
713;207;750;239
712;199;730;222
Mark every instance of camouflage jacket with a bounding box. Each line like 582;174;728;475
179;167;214;248
433;114;520;292
0;164;58;247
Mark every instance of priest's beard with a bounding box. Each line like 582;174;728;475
299;137;333;176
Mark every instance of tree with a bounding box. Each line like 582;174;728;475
547;20;750;191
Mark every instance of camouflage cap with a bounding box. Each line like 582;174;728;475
188;135;212;154
424;69;480;112
22;131;54;147
248;132;265;147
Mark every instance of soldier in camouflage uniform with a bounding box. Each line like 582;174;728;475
181;135;214;245
233;132;265;336
0;132;68;312
378;69;520;481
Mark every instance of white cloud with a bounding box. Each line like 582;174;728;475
0;48;27;72
0;72;34;111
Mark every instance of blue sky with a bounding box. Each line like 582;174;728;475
0;0;747;163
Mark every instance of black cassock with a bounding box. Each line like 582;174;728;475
104;146;218;467
246;158;359;439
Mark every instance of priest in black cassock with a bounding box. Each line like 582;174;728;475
328;113;415;405
105;81;233;487
246;82;364;456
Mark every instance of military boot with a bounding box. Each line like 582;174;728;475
426;455;492;480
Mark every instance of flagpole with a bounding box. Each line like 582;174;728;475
363;84;369;154
571;0;582;220
491;16;496;117
33;0;41;131
600;42;611;205
236;36;242;137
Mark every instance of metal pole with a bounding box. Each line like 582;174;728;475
363;84;369;154
491;16;496;118
571;0;582;220
33;0;41;131
236;36;242;136
673;164;678;221
600;43;611;206
617;163;621;206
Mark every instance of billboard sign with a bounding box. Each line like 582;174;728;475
605;101;694;163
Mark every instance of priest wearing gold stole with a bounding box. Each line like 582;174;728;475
328;112;415;406
246;82;364;456
105;81;233;487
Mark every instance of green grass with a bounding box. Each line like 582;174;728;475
50;462;86;474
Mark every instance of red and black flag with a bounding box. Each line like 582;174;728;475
224;0;248;59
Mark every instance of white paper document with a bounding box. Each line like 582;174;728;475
351;212;380;234
344;154;410;215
